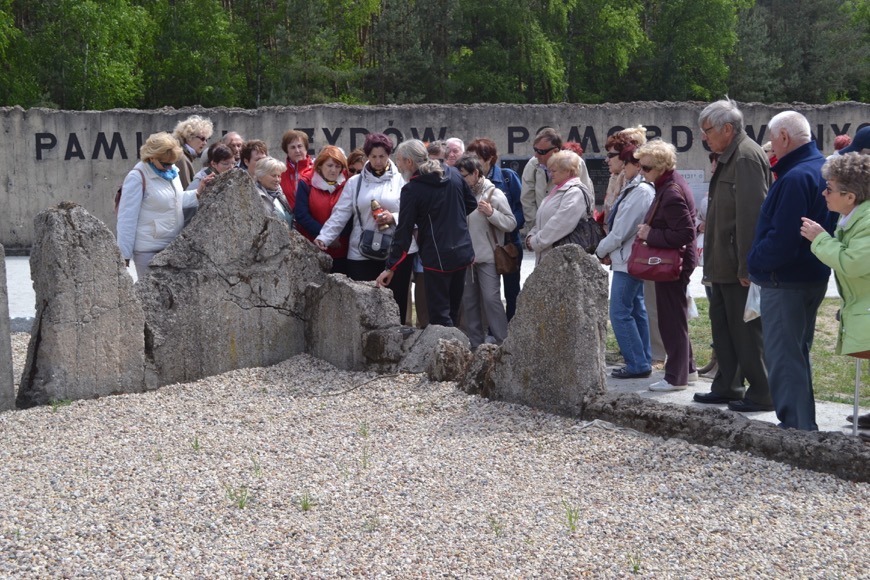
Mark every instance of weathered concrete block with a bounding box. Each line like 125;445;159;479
586;392;870;483
489;246;608;416
0;243;14;410
398;325;471;375
137;170;331;386
430;338;473;382
305;273;401;371
363;326;419;372
459;343;499;396
16;203;146;408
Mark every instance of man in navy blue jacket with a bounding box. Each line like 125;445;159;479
377;139;477;327
747;111;835;431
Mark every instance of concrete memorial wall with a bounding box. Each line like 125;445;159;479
2;101;868;251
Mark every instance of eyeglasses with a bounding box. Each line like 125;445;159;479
459;171;471;178
533;146;557;155
700;126;716;135
348;168;359;176
824;185;850;196
194;135;208;142
640;165;655;173
606;152;619;158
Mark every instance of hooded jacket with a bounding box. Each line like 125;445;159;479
386;168;476;273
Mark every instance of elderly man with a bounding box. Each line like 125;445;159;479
693;99;774;413
222;131;244;164
444;137;465;167
520;127;593;234
747;111;833;431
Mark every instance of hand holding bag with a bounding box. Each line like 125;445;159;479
354;178;393;261
485;188;519;275
627;186;685;282
552;183;606;254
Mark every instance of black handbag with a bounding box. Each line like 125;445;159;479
354;177;393;261
553;183;605;254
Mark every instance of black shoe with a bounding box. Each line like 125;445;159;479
693;392;741;405
728;399;775;413
611;368;652;379
846;413;870;428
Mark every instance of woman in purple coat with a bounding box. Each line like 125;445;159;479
634;140;698;391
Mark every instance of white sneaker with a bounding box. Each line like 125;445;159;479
648;379;688;392
687;371;698;386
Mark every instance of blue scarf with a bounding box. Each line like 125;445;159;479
149;162;179;181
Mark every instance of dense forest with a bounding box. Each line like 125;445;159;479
0;0;867;110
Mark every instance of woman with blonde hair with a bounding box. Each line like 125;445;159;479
524;150;594;263
634;140;697;392
116;132;199;278
172;115;213;189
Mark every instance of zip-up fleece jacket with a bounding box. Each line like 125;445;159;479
386;169;477;273
748;141;833;287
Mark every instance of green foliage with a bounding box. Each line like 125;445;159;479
0;0;867;107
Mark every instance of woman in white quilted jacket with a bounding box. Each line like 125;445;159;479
116;132;199;278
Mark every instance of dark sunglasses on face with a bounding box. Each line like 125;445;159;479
606;152;619;158
640;165;655;172
533;146;557;155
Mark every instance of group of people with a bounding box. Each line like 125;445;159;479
115;108;870;436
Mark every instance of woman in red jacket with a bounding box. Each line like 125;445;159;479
294;146;350;275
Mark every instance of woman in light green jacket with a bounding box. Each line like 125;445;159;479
800;152;870;431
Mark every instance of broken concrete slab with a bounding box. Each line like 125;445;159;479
0;243;14;410
305;273;402;371
398;325;471;375
488;246;609;416
16;203;146;408
137;170;331;387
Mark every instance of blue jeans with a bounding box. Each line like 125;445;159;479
610;271;652;374
760;283;827;431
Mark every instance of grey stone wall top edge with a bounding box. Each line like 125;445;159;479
4;101;868;117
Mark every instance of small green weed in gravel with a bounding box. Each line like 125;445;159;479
627;552;643;574
190;436;201;452
299;492;315;512
487;515;505;537
251;455;262;477
49;399;72;412
224;484;250;509
562;500;580;533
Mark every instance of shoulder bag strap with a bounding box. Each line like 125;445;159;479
352;175;364;228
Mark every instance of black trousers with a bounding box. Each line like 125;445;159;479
423;268;467;327
346;255;415;325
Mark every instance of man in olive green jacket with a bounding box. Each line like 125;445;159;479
693;99;774;412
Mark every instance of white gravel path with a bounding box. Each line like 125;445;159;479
1;336;868;578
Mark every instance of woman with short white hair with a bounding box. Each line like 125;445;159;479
523;150;594;264
254;156;293;227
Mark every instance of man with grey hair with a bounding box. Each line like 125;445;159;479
693;99;774;413
377;139;477;326
747;111;834;430
444;137;465;166
222;131;244;164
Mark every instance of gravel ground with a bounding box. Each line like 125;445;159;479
1;334;868;578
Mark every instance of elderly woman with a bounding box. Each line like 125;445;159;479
172;115;213;189
295;146;351;274
254;156;293;227
455;153;517;348
524;150;594;264
800;152;870;435
595;144;655;379
634;140;698;392
116;132;198;278
280;130;314;211
315;133;417;325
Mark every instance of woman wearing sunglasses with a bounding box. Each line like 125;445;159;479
634;140;698;392
171;115;213;190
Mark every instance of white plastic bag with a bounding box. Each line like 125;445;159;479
744;283;761;322
687;292;699;320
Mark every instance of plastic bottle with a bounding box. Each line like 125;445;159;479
371;200;390;231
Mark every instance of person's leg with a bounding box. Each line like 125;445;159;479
611;271;651;374
656;280;690;386
447;269;467;327
132;251;157;280
761;283;826;430
478;262;509;344
502;245;523;321
414;272;428;329
461;265;485;348
630;278;652;369
708;283;747;399
644;281;667;364
720;283;770;405
424;270;452;326
345;259;381;282
388;254;415;326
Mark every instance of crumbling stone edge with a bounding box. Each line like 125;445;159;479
582;392;870;483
